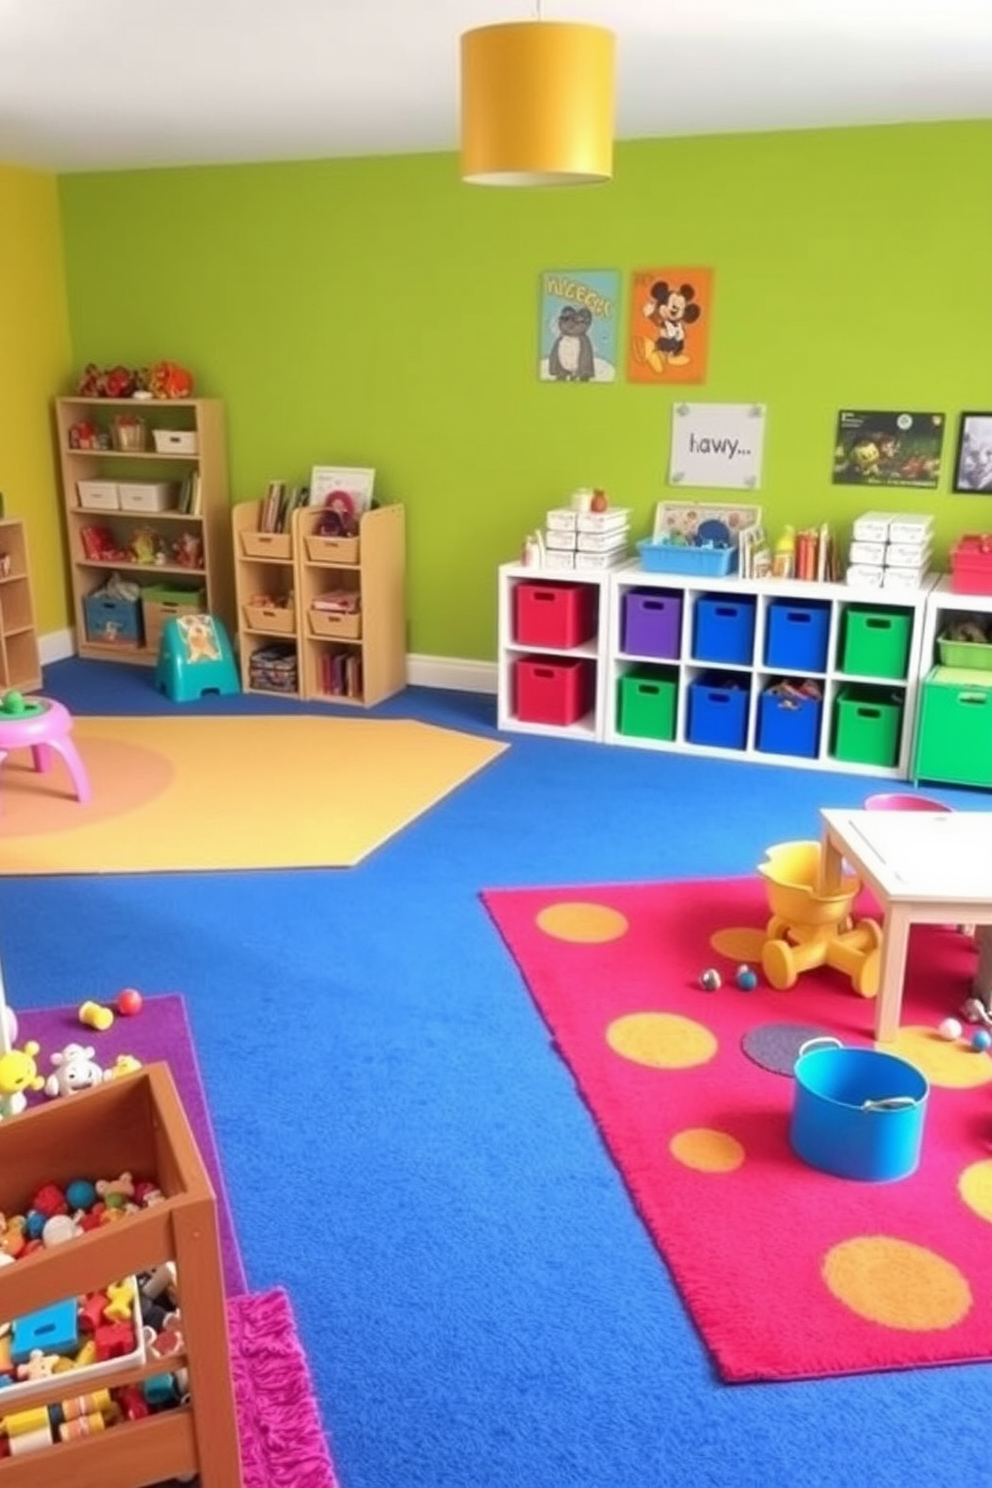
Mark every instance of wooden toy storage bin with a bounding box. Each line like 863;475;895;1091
0;1063;241;1488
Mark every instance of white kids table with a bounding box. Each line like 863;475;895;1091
818;808;992;1043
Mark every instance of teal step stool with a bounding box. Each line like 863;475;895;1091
155;614;240;702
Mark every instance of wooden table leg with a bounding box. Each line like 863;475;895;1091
874;904;912;1044
818;826;845;897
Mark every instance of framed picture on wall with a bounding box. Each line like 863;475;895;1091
952;412;992;493
538;270;620;383
627;267;713;385
831;410;945;488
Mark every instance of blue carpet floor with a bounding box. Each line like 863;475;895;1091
4;657;991;1488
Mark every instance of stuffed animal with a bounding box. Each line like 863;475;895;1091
44;1043;104;1099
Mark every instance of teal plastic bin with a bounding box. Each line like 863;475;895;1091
790;1039;928;1182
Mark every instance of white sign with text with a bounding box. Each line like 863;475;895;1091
669;402;766;490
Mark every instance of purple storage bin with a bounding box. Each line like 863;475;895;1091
622;589;683;659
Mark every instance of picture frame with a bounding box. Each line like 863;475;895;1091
952;412;992;494
308;465;376;514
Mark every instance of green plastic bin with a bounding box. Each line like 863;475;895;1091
914;667;992;788
832;685;904;768
839;605;912;680
617;666;677;741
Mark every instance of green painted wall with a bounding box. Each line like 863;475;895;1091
0;165;72;632
57;120;992;662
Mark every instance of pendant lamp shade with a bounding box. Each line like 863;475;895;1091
460;21;615;186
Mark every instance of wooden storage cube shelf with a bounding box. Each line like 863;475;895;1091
0;1064;240;1488
0;579;33;634
55;397;235;668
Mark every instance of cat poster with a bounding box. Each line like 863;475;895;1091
627;267;713;384
538;270;620;383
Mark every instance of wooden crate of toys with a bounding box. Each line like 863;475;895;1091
0;1063;241;1486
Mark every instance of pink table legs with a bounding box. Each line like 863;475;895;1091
0;698;90;804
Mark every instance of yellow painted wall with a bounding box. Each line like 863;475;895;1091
0;165;72;634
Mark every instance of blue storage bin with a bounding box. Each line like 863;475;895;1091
764;600;830;673
686;672;750;750
82;589;143;647
756;684;823;759
692;595;756;665
637;540;737;577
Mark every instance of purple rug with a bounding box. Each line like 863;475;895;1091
16;994;247;1296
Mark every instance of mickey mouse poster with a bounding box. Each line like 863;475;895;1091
628;267;713;384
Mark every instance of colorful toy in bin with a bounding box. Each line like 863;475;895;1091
755;840;881;997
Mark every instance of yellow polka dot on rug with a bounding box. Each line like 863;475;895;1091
823;1236;972;1330
958;1159;992;1224
536;901;629;942
670;1128;745;1172
607;1012;717;1068
887;1025;992;1089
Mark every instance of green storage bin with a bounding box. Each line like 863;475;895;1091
914;667;992;787
839;605;912;680
617;666;677;741
832;685;904;768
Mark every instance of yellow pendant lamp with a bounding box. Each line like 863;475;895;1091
460;12;616;186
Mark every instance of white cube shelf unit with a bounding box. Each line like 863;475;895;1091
497;561;940;778
497;561;617;741
604;568;938;776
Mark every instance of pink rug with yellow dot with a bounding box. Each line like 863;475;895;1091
482;875;992;1382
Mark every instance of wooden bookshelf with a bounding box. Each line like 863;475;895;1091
0;520;41;693
54;397;234;666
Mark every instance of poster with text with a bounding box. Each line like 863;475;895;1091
669;402;766;490
538;270;619;382
831;410;945;488
628;267;713;384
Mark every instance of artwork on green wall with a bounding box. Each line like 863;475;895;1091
831;410;945;489
628;268;713;384
669;403;766;490
538;271;619;383
952;413;992;494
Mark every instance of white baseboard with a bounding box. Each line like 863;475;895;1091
405;654;497;694
39;631;498;697
40;628;75;666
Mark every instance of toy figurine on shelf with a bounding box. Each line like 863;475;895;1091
172;532;203;569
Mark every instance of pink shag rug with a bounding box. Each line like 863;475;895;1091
228;1287;338;1488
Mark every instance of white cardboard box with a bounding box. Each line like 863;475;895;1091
545;509;578;532
543;548;576;569
77;479;119;511
852;510;934;543
576;528;629;553
576;508;631;534
885;541;931;568
152;429;198;455
118;481;180;513
889;514;934;544
845;563;884;587
849;540;885;565
882;566;931;591
544;529;578;551
575;547;630;570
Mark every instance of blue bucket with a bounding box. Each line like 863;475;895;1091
790;1038;928;1182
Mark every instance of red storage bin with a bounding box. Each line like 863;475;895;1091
514;655;595;725
513;580;597;648
951;534;992;594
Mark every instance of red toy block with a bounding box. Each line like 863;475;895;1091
79;1293;110;1334
93;1322;133;1361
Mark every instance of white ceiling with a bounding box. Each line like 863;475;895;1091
2;0;991;173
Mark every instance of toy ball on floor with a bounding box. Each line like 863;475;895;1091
735;964;759;991
971;1029;992;1053
699;968;722;992
116;988;143;1017
938;1017;963;1041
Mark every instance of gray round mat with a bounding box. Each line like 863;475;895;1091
741;1022;835;1076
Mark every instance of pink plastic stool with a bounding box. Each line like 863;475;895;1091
0;697;90;805
863;792;951;814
